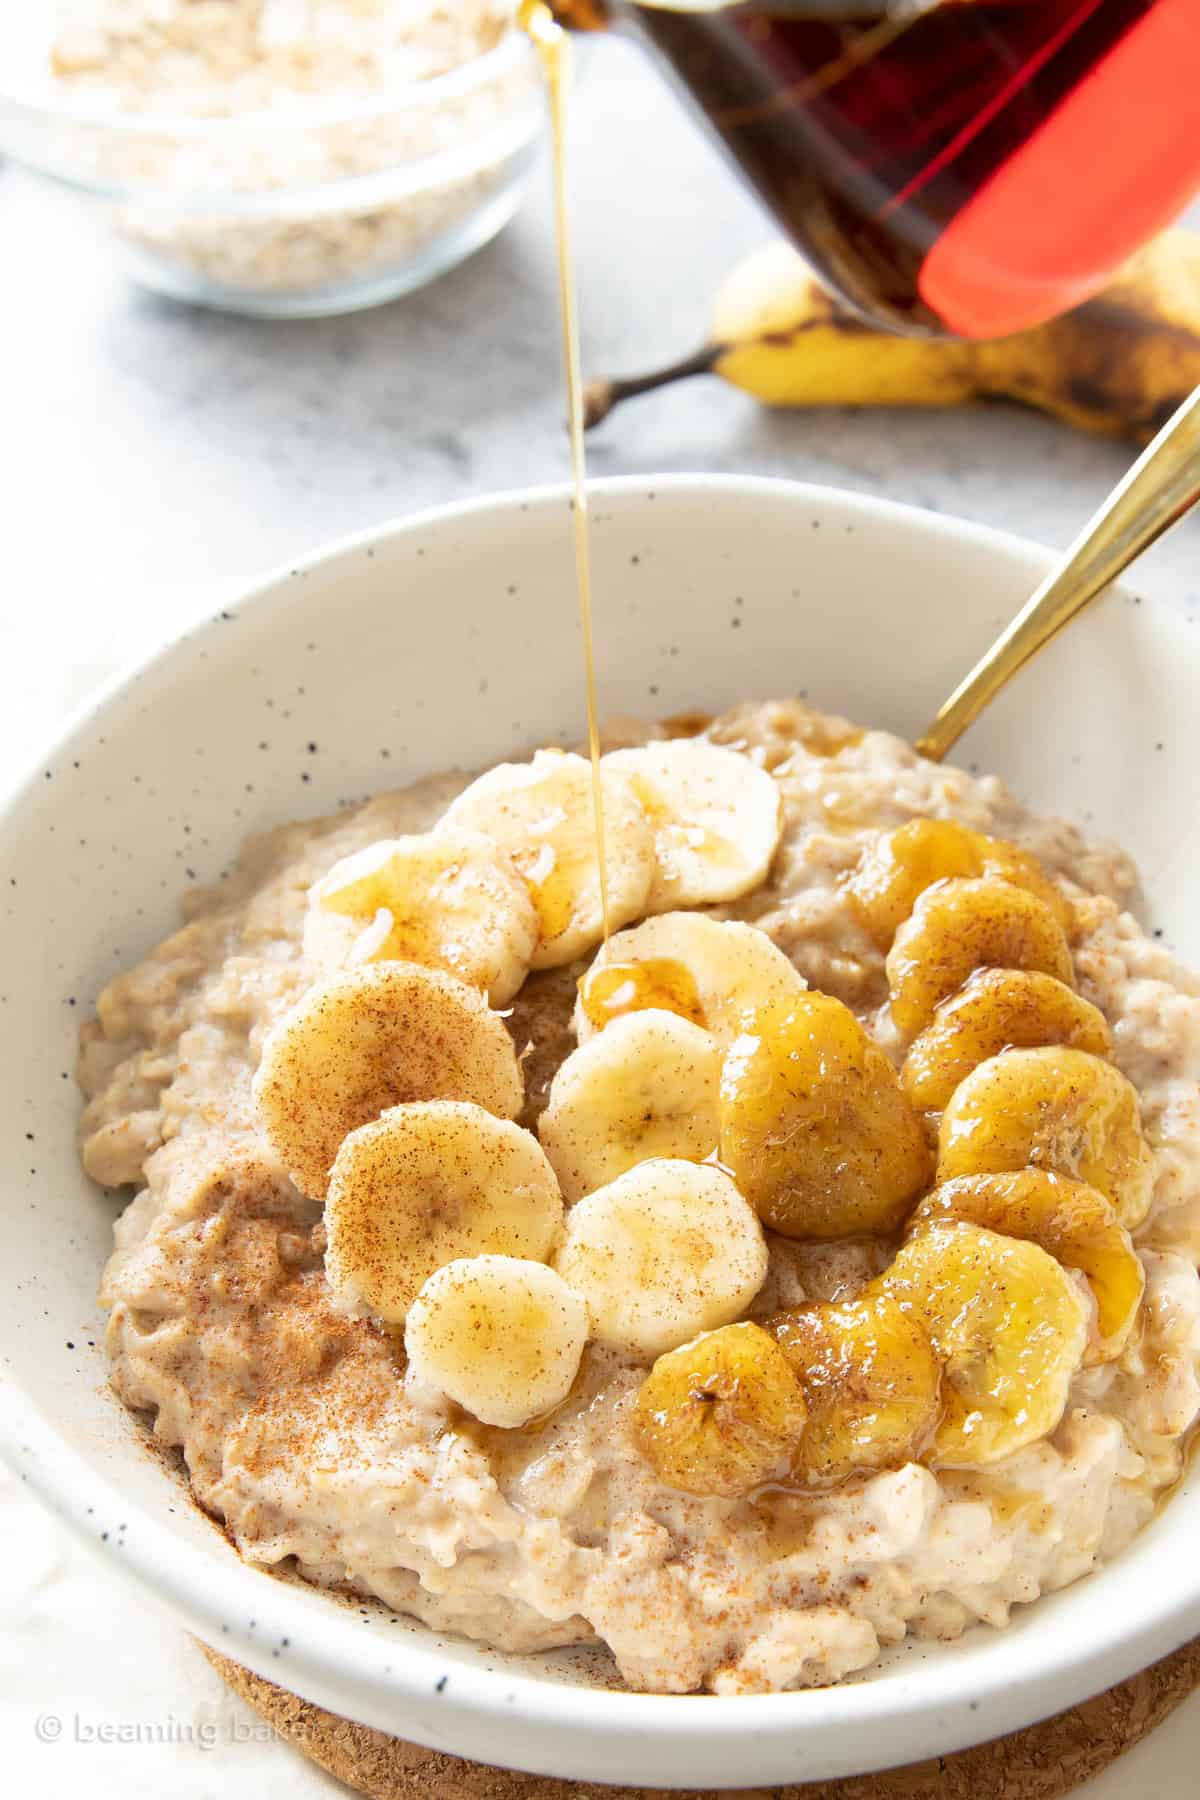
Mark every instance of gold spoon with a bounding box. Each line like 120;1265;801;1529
915;383;1200;762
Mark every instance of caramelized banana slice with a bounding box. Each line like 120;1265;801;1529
847;818;1069;950
937;1047;1155;1230
910;1172;1144;1364
886;1221;1088;1465
633;1321;808;1498
766;1290;941;1486
902;968;1113;1113
887;877;1074;1037
719;992;931;1239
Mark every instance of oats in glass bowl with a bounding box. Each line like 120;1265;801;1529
0;2;543;315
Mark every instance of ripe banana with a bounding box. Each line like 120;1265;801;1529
603;741;782;913
584;231;1200;444
574;911;806;1048
305;829;538;1006
442;749;655;968
538;1008;722;1203
325;1100;563;1325
553;1158;768;1359
253;961;523;1200
405;1255;588;1428
719;991;931;1240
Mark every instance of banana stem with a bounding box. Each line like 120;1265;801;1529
583;344;721;429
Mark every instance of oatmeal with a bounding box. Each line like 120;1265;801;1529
81;701;1200;1696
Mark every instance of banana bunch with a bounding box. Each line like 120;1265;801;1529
584;230;1200;443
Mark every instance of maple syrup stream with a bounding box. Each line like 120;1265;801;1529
516;0;1200;1539
522;0;612;947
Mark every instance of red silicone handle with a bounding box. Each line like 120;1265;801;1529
918;0;1200;338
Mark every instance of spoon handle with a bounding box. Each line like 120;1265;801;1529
915;384;1200;762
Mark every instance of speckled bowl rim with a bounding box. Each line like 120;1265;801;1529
1;476;1198;1788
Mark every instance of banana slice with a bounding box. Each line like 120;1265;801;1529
901;968;1113;1114
887;876;1075;1037
910;1171;1144;1365
253;962;523;1200
440;750;655;968
553;1159;768;1359
719;992;932;1239
303;905;395;974
538;1009;721;1203
304;830;538;1006
937;1046;1155;1230
767;1290;941;1486
575;911;806;1046
633;1321;808;1498
325;1101;563;1325
886;1220;1088;1465
603;740;782;911
404;1255;587;1427
846;818;1070;951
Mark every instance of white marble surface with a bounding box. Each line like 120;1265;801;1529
1;34;1197;1797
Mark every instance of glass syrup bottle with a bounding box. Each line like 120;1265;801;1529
543;1;1200;336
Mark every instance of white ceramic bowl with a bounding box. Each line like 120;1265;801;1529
1;477;1197;1789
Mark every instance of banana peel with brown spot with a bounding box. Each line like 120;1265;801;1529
584;231;1200;444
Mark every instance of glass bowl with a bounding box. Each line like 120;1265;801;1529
0;20;544;318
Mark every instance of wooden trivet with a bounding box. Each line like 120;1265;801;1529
202;1636;1200;1800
